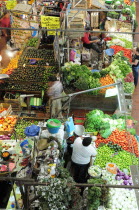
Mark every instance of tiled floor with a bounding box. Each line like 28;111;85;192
131;2;139;135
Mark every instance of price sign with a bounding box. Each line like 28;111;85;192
41;15;60;35
6;0;17;10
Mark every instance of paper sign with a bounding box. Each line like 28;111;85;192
105;88;118;97
41;15;60;35
6;0;17;10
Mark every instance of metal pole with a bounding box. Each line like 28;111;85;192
52;81;122;100
23;182;139;189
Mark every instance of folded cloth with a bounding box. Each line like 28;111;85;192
24;124;40;137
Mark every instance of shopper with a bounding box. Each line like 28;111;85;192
47;76;63;118
81;27;102;54
131;47;139;87
0;12;11;42
71;137;97;184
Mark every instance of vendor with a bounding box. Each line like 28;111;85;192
131;47;139;87
81;27;102;54
47;76;63;118
71;137;97;184
0;11;11;42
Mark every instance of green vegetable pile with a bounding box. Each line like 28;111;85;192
27;38;39;47
123;82;135;94
11;119;38;140
107;142;122;152
87;178;109;210
62;63;100;94
104;53;132;82
94;145;138;171
85;109;111;136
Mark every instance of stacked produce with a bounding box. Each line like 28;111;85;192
63;52;134;94
0;116;17;133
26;37;39;47
1;47;58;92
96;129;139;156
11;119;38;140
87;178;109;210
9;66;51;82
85;109;139;156
2;52;22;74
107;36;132;49
99;74;114;93
103;52;134;94
101;170;138;210
110;45;132;62
85;109;135;135
94;144;138;170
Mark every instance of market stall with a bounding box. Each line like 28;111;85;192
0;0;139;208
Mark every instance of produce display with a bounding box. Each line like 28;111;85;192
26;38;39;47
88;165;102;177
18;58;59;68
94;145;138;171
85;109;135;135
108;36;133;49
2;52;22;74
8;66;51;82
0;81;43;91
110;45;132;62
101;169;138;210
62;62;101;94
99;74;114;93
11;119;38;140
0;116;17;133
22;49;55;60
87;178;109;210
96;129;139;156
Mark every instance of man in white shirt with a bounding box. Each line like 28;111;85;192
47;76;63;118
71;137;97;183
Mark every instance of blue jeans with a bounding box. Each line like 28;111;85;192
132;66;139;86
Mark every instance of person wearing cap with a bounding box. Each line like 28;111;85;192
71;137;97;184
47;76;63;118
81;27;102;54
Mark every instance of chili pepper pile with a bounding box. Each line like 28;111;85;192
110;45;132;62
96;129;139;157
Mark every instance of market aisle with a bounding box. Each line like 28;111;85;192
131;2;139;135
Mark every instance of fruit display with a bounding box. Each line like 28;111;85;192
94;144;138;171
11;119;39;140
18;58;59;67
8;66;52;82
0;115;17;133
22;48;55;59
26;38;39;47
2;52;22;74
0;81;43;91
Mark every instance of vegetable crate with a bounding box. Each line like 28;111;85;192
4;93;21;112
0;103;12;117
72;0;87;8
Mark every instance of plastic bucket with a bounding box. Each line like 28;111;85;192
74;125;85;136
47;119;61;134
